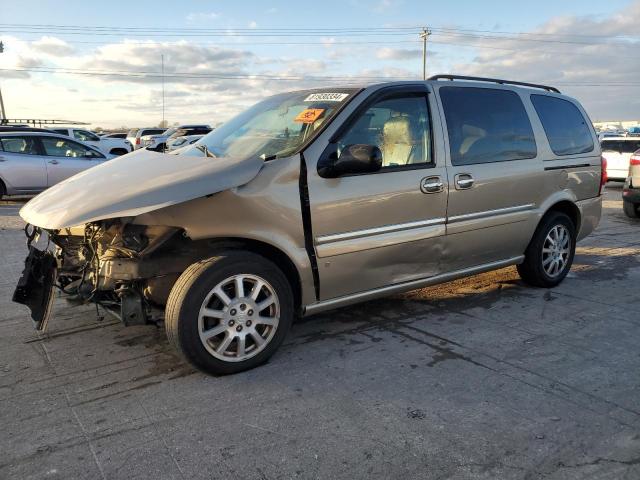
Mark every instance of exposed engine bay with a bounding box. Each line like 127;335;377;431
13;220;211;330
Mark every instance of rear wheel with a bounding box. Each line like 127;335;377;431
623;200;640;219
165;252;293;375
0;180;5;200
517;212;576;288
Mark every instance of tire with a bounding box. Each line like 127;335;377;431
623;200;640;219
0;180;5;200
165;251;294;375
517;211;576;288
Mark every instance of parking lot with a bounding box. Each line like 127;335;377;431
0;184;638;479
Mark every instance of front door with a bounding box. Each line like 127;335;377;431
305;86;449;300
39;136;104;187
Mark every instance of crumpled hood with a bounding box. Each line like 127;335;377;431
20;148;264;229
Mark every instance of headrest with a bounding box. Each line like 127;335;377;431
383;116;413;145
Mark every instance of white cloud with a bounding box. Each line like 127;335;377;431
376;47;423;61
185;12;220;22
449;1;640;120
248;21;258;29
3;2;640;128
373;0;402;12
31;37;75;56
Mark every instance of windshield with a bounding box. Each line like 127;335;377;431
182;89;359;160
161;128;178;137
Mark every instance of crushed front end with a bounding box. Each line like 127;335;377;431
13;220;195;331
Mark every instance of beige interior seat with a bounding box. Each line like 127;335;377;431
381;117;414;167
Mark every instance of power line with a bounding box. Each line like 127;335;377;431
2;23;638;40
2;67;639;87
0;67;417;82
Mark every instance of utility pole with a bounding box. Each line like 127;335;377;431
161;54;165;127
420;28;432;80
0;41;6;122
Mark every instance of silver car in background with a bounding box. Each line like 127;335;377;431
0;130;109;198
13;76;604;376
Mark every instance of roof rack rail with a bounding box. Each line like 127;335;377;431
428;75;560;94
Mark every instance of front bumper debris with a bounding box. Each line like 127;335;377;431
13;245;57;331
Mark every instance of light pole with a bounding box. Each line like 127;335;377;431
420;28;432;80
161;54;165;127
0;41;6;121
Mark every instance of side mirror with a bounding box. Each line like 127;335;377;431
323;144;383;178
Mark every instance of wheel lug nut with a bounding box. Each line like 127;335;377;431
228;320;235;326
230;309;237;316
240;304;246;311
236;325;243;332
248;309;254;316
246;320;252;327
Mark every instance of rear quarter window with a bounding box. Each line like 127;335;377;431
440;86;537;166
531;95;594;156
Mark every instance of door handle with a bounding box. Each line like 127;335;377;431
420;176;444;194
48;159;59;165
455;174;474;190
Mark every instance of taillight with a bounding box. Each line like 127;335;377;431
599;155;608;195
136;138;140;145
630;155;640;166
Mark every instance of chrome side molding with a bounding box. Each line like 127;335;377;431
316;217;446;245
448;204;535;223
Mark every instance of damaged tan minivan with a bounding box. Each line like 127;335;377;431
14;75;604;375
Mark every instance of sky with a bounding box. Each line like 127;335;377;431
0;0;639;128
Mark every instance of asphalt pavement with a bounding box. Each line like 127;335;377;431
1;185;639;480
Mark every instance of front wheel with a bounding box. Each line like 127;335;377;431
623;200;640;219
517;212;576;288
165;252;293;375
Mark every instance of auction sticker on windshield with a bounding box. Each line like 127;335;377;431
304;93;349;102
294;108;325;123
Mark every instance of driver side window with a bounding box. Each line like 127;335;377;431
40;136;103;159
338;94;433;170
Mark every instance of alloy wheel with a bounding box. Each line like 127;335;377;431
542;224;571;278
198;274;280;362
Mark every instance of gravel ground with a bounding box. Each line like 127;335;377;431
1;185;639;480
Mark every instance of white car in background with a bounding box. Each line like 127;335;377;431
0;130;111;198
52;127;132;156
167;134;205;151
600;137;640;181
126;127;167;150
142;125;212;152
100;132;128;139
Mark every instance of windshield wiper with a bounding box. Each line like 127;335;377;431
196;144;217;158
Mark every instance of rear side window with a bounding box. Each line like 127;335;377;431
142;129;165;136
531;95;594;156
601;140;640;154
0;136;40;155
440;87;536;166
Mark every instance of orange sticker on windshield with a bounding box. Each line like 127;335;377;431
294;108;325;123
